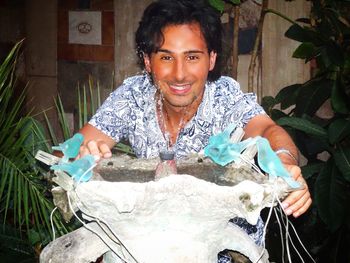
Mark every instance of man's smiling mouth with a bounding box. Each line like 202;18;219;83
169;84;192;93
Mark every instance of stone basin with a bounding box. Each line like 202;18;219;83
94;154;267;186
40;154;292;263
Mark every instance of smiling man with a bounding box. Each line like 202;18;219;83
79;0;311;261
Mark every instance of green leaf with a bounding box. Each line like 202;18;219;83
270;109;288;122
294;78;332;117
261;96;277;114
208;0;225;12
295;18;311;24
328;118;350;144
277;117;328;139
0;225;35;260
114;142;135;155
326;41;344;67
44;111;58;147
23;180;29;233
285;24;323;45
331;79;350;114
0;40;71;244
293;42;318;60
83;85;88;125
55;95;71;140
88;76;95;116
315;159;348;232
78;82;82;129
301;162;325;179
275;84;301;110
27;228;41;246
334;146;350;182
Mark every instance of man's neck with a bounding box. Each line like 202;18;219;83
156;91;204;146
162;91;203;124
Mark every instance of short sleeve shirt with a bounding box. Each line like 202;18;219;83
89;74;266;246
89;74;265;159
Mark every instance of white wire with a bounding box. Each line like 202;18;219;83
275;200;316;263
274;198;292;262
253;185;278;263
286;222;304;263
239;154;265;177
74;198;139;263
273;208;285;263
285;208;292;262
285;213;316;263
240;148;315;263
66;191;131;263
50;206;58;240
61;149;315;263
69;185;140;263
64;159;140;262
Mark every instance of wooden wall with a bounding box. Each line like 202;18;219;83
5;0;311;134
114;0;153;84
261;0;311;98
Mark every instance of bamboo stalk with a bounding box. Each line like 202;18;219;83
248;0;269;93
232;5;240;80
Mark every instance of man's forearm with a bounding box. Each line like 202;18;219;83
244;115;299;166
262;124;299;165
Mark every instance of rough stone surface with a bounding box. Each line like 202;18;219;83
75;175;270;263
40;155;293;263
40;222;109;263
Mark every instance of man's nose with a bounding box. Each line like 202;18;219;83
173;59;186;82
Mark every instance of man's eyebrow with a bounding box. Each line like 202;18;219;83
156;49;205;54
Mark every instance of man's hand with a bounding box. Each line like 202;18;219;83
79;140;112;160
78;124;116;161
281;164;312;218
244;115;312;217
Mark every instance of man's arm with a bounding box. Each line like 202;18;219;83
78;123;116;160
244;114;312;218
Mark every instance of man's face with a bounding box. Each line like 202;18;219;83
144;23;217;112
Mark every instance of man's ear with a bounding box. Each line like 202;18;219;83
143;54;151;72
209;51;217;71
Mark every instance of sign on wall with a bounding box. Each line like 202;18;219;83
68;11;102;45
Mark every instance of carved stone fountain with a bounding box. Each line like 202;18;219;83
40;153;292;263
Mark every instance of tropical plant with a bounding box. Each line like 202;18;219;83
44;74;134;155
0;42;70;260
0;42;131;261
262;0;350;262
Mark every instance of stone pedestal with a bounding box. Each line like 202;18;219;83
40;155;292;263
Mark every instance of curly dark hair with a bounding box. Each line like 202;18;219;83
135;0;222;81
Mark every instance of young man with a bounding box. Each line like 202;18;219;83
79;0;311;259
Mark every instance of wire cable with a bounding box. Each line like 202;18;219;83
275;199;316;263
253;183;278;263
66;191;131;263
50;206;58;240
74;197;140;263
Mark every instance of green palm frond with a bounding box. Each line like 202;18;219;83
55;95;72;140
0;224;36;261
0;41;69;241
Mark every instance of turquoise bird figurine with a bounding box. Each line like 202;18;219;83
52;133;84;163
50;155;96;182
204;125;301;188
256;137;300;188
204;124;254;166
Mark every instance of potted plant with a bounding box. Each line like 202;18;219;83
262;1;350;261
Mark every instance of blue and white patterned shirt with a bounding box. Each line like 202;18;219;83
90;74;265;160
90;74;266;253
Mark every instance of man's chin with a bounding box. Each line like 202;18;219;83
165;99;194;110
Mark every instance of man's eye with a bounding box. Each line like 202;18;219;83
160;55;173;61
187;55;199;61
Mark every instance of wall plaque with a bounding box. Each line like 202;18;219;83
68;11;101;45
